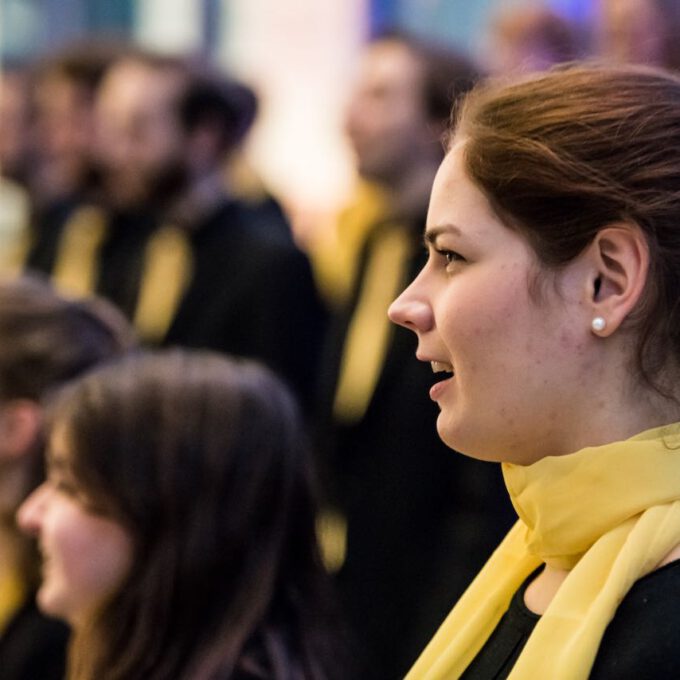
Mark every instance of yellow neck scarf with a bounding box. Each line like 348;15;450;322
406;423;680;679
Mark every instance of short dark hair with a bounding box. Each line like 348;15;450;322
0;275;135;402
373;30;479;126
178;71;257;153
111;50;257;154
31;38;131;101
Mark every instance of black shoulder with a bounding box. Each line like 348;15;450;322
590;559;680;679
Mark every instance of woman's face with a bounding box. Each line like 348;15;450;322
389;142;598;464
17;428;133;627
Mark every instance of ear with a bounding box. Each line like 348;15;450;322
0;400;42;462
586;223;649;336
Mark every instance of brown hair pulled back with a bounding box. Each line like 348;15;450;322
454;62;680;390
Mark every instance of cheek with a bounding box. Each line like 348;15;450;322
75;523;132;597
43;508;133;621
439;278;530;365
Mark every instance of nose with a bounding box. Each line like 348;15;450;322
388;278;433;333
17;482;49;537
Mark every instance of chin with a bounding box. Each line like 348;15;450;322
37;585;72;623
436;416;506;463
36;587;59;618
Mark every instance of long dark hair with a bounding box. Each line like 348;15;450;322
49;350;343;679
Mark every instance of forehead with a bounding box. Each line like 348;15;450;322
428;142;506;233
34;73;86;110
357;41;424;95
97;61;183;121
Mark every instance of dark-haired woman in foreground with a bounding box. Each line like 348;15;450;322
389;63;680;678
18;350;345;680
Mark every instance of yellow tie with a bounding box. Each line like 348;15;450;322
316;509;348;574
0;179;31;278
52;205;108;298
0;568;25;635
133;225;193;344
312;182;388;308
333;223;411;424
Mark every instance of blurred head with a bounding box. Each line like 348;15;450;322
94;53;257;211
0;64;32;184
345;31;477;189
19;350;331;678
596;0;680;70
390;64;680;462
0;275;133;589
29;40;125;203
483;2;581;74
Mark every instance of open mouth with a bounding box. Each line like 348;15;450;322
429;360;454;401
431;360;454;376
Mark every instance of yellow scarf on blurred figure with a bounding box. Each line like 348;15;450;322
406;423;680;680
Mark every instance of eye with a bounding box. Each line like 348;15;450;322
443;250;463;264
434;247;466;271
47;468;79;498
51;476;78;497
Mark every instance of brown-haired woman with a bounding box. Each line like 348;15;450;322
18;350;345;680
0;275;134;680
389;63;680;678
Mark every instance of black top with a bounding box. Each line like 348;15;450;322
25;195;325;414
0;597;69;680
461;559;680;679
93;199;326;413
160;200;326;413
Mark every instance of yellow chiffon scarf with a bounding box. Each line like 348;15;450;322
406;423;680;679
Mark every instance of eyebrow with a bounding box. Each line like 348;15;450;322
423;223;463;246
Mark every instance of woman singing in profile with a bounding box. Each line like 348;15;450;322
389;63;680;678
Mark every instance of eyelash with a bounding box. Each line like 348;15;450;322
433;247;466;269
53;478;77;496
47;471;77;497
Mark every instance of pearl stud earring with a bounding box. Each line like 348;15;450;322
591;317;606;332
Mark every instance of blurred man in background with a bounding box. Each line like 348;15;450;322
82;51;326;411
317;31;515;679
23;40;125;275
482;2;582;75
595;0;680;70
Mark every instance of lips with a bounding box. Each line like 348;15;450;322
427;359;454;402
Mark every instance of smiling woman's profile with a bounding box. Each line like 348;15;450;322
19;350;346;680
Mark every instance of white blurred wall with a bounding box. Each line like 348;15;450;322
134;0;203;53
219;0;367;228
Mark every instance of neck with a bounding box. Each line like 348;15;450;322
520;343;680;463
163;168;227;228
566;371;680;458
